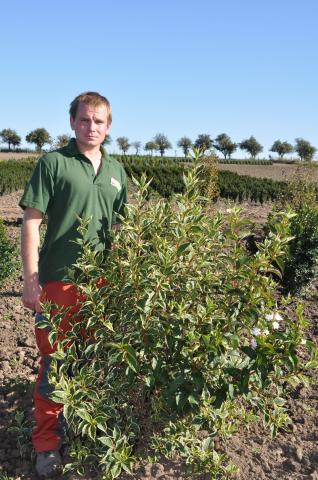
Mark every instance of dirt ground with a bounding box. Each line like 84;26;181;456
0;152;39;161
217;163;299;181
0;190;317;479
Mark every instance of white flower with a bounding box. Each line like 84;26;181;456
263;328;269;336
301;339;307;345
226;208;233;213
251;338;257;349
272;321;280;330
265;312;283;322
252;327;261;336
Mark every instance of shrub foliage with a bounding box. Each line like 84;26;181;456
0;154;290;204
219;171;288;203
120;155;287;203
0;219;18;285
271;164;318;292
0;158;37;195
38;155;317;479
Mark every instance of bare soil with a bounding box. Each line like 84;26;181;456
0;190;317;479
218;163;298;181
0;153;39;161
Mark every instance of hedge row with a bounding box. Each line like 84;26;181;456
217;158;272;165
219;170;288;203
121;157;288;203
0;158;37;195
0;156;289;203
122;159;185;198
112;154;185;165
114;154;273;165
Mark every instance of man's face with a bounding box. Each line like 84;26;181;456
70;102;111;150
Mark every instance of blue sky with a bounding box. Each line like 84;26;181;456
1;0;318;157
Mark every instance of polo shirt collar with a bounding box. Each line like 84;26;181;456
65;138;108;159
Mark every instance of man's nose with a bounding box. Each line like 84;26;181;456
88;120;96;130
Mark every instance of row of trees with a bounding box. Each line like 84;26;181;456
116;133;172;157
117;134;317;162
0;128;70;151
1;128;317;161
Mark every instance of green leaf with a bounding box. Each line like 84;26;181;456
64;404;73;421
34;319;50;329
97;423;108;433
121;462;133;474
111;464;121;477
229;334;240;349
177;242;191;255
51;350;65;361
50;391;68;403
273;397;286;407
167;375;185;395
188;394;199;406
144;375;155;388
151;357;158;370
84;343;96;356
124;345;138;373
76;408;92;422
228;383;234;399
98;436;113;447
191;225;202;233
202;436;213;451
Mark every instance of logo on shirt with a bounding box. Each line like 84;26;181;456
111;177;121;192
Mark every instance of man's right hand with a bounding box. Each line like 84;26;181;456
22;274;42;312
21;207;43;312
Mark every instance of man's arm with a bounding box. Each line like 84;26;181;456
21;207;43;312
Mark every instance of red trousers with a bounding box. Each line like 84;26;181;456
32;281;85;452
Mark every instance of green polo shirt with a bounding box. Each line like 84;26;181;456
19;139;127;284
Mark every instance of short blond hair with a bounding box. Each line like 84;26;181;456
69;91;112;126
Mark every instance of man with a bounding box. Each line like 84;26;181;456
20;92;128;478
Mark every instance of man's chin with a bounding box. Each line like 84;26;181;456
77;138;100;148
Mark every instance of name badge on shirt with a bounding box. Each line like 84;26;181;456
111;177;121;192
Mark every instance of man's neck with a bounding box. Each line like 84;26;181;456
75;141;102;174
76;141;101;160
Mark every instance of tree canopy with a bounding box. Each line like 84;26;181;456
270;140;293;159
116;136;130;155
55;134;71;149
194;134;213;155
294;138;316;161
0;128;21;150
144;141;158;156
177;137;192;157
25;128;52;151
153;133;172;157
131;141;141;155
214;133;237;159
239;136;263;159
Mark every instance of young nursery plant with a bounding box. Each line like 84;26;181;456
0;218;18;285
39;151;318;479
268;163;318;293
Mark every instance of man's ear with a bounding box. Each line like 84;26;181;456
70;116;75;130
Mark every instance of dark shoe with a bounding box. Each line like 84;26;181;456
36;450;63;478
